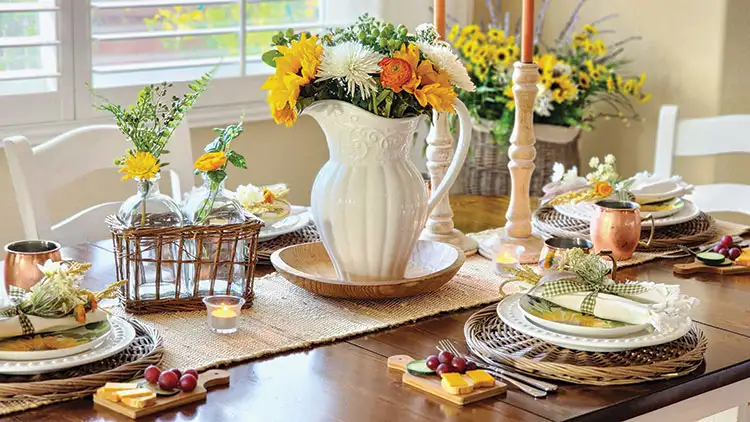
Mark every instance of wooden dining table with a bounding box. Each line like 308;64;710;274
5;195;750;422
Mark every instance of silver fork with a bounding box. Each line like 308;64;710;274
437;339;557;393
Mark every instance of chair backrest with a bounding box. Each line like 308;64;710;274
3;122;195;245
654;105;750;214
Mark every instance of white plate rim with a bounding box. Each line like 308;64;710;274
259;206;311;242
632;184;693;203
0;316;136;374
518;295;651;338
553;198;699;228
498;294;692;352
638;197;684;219
0;319;113;361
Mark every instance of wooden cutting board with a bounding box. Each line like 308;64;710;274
387;355;505;405
673;259;750;276
93;369;230;419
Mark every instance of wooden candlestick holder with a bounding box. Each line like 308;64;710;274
478;62;543;263
420;110;478;255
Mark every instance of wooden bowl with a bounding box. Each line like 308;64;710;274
270;240;465;299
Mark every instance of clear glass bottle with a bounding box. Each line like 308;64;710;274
117;174;187;300
182;174;247;297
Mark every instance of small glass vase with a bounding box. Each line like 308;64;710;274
117;174;187;299
182;175;247;297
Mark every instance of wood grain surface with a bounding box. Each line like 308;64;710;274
3;195;750;422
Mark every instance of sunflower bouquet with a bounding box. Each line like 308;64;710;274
449;0;651;145
261;14;475;126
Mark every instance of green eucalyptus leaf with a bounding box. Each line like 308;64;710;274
262;50;283;68
204;138;223;153
207;170;227;185
226;151;247;169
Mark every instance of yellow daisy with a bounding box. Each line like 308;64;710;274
119;151;160;181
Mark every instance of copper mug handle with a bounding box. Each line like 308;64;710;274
639;214;655;248
596;250;618;279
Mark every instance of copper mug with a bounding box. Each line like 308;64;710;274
4;240;62;293
591;200;655;260
538;237;618;278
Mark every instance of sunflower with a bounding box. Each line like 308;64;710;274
585;60;607;80
595;39;607;56
118;151;160;181
475;63;489;82
622;79;636;96
488;28;505;42
471;45;489;65
578;71;591;89
583;24;598;35
461;40;479;58
492;47;510;66
550;77;577;103
573;33;588;49
606;75;616;93
460;25;480;37
447;25;459;42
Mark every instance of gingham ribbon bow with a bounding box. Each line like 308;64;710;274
0;285;35;336
540;276;650;315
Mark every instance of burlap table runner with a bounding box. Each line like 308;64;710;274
111;255;501;370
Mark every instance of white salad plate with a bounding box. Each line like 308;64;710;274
259;206;311;242
0;316;135;375
0;319;112;361
554;198;699;228
518;295;651;338
632;184;693;204
498;294;692;352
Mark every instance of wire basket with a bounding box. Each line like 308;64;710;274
107;215;262;313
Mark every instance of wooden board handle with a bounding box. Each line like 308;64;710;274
387;355;414;373
198;369;230;390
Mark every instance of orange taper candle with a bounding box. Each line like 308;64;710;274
521;0;535;63
434;0;446;39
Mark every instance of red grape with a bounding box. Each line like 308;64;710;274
425;356;440;371
184;369;199;379
713;244;724;253
158;370;179;390
729;247;742;260
437;351;454;364
436;363;454;375
466;362;478;371
179;374;198;392
721;235;734;247
451;357;467;373
718;247;729;258
143;365;161;384
168;368;182;379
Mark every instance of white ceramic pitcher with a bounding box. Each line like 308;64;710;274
303;99;471;282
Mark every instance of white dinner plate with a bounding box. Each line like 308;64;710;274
554;198;700;228
498;294;692;352
638;197;685;219
0;319;112;361
259;206;311;242
632;184;693;204
518;295;651;338
0;316;135;375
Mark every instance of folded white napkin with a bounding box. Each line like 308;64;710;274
626;171;694;196
530;272;698;331
0;309;108;340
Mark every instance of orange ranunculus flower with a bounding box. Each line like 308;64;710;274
194;151;228;172
594;181;614;197
379;57;412;92
262;188;275;204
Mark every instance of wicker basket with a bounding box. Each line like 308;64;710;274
107;216;262;313
461;123;581;197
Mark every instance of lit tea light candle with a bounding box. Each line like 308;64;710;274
203;295;245;334
494;245;524;274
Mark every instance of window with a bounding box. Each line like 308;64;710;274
0;0;472;137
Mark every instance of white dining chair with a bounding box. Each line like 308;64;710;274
3;122;195;246
653;105;750;215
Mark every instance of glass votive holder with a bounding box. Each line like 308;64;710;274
493;244;525;275
203;295;245;334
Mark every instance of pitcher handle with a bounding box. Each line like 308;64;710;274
426;98;472;216
597;250;618;280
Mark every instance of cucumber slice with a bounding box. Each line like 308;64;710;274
139;381;180;396
696;252;726;265
406;360;435;376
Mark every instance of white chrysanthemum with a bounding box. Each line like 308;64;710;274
235;184;264;207
604;154;616;165
416;41;476;92
589;156;600;168
551;162;565;183
563;166;579;183
534;90;554;117
317;41;384;100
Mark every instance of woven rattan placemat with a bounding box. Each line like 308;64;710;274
112;255;502;370
257;222;320;264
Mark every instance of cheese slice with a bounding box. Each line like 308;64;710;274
736;248;750;266
121;391;157;409
440;373;473;395
466;370;495;388
96;387;121;402
115;388;154;400
100;382;139;392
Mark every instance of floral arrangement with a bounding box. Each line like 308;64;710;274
448;0;651;145
3;260;123;325
235;183;290;221
192;121;247;224
546;154;631;205
261;14;475;126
